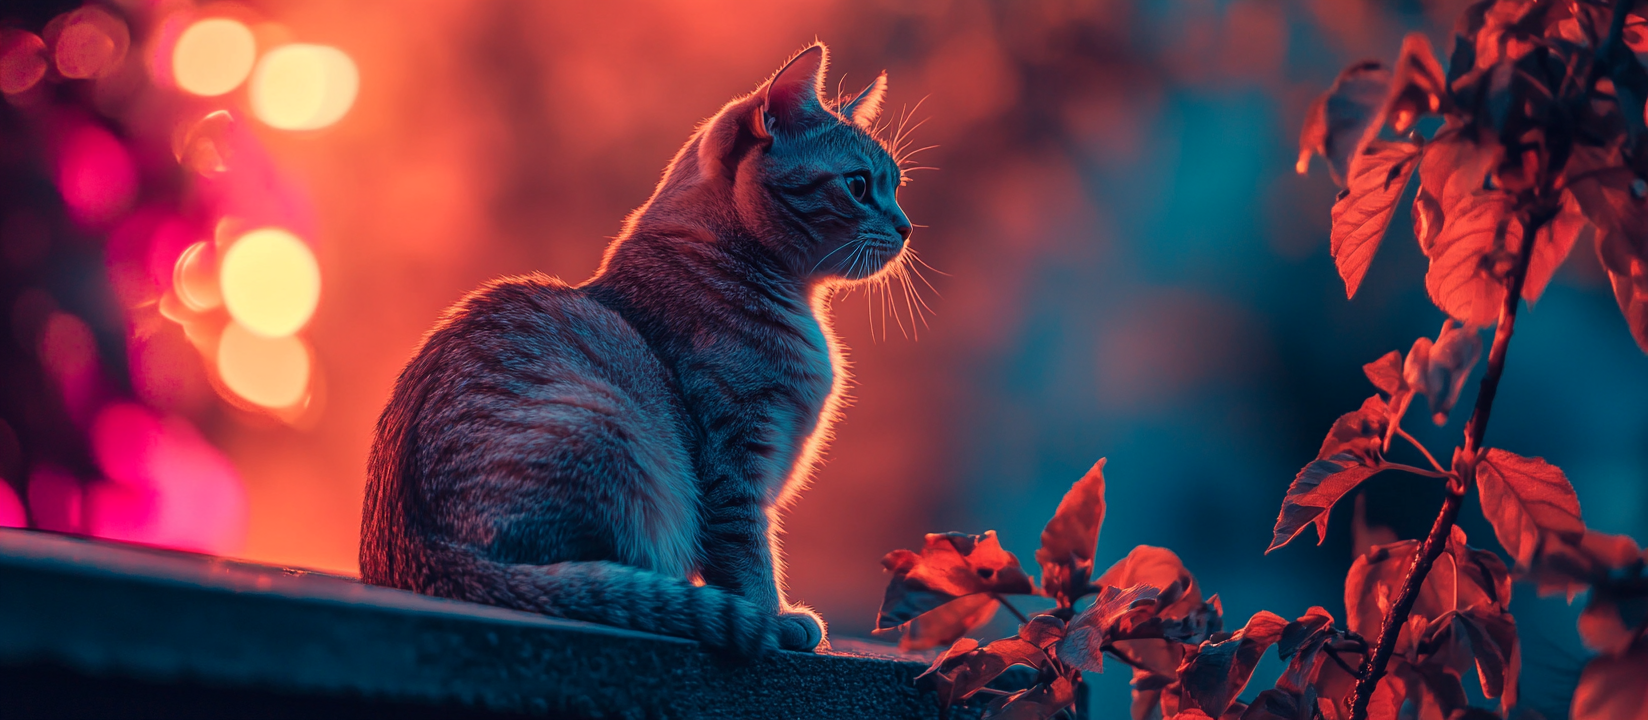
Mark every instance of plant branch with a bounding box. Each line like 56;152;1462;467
1394;426;1448;474
1380;461;1449;479
1348;211;1544;720
992;593;1030;625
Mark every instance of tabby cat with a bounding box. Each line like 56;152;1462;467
360;43;913;655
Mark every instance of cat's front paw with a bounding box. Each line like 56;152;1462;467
777;607;826;652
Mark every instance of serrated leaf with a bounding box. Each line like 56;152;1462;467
1057;583;1161;672
1364;350;1405;397
1332;141;1421;298
987;674;1077;720
877;530;1035;631
1424;189;1519;327
918;634;1050;706
1476;448;1586;569
1036;458;1107;607
896;593;999;651
1179;611;1291;718
1270;457;1380;552
1572;647;1648;720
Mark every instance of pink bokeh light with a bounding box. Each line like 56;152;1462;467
54;121;137;229
0;481;24;528
26;465;82;533
88;402;248;554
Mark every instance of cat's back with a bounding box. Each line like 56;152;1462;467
364;273;697;580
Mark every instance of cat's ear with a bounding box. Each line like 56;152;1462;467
764;43;830;132
697;94;770;180
839;72;888;129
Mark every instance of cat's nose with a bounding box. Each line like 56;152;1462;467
895;223;912;240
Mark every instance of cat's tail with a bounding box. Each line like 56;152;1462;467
421;543;782;656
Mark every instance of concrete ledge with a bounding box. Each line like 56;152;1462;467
0;529;1066;719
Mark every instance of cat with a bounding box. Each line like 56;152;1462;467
359;43;913;657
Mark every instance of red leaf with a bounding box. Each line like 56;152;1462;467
1298;61;1392;183
1407;320;1482;425
1454;606;1520;706
1476;448;1586;569
1525;192;1586;305
1095;545;1203;620
1332;141;1421;298
1036;458;1107;606
1529;529;1645;601
1363;350;1405;397
918;634;1051;706
1270;458;1379;552
1423;189;1519;327
1345;529;1508;639
1241;689;1312;720
987;674;1077;720
895;593;999;651
1179;611;1291;718
1572;646;1648;720
1318;395;1391;464
877;530;1035;631
1056;583;1161;672
1562;156;1648;352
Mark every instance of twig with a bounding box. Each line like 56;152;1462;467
1394;426;1448;474
1380;461;1449;479
992;593;1030;625
1348;210;1544;720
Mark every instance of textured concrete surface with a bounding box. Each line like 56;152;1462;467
0;529;1072;719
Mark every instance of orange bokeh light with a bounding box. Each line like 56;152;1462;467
172;18;256;97
219;227;320;337
249;44;358;130
173;240;222;311
217;322;311;408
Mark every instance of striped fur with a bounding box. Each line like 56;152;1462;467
360;44;912;655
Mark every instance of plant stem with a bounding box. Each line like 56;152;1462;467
1347;213;1542;720
992;593;1030;624
1394;426;1447;474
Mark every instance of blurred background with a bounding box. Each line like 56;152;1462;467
2;0;1645;713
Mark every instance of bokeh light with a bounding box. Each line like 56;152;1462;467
217;321;311;408
0;481;23;528
172;19;256;96
173;240;223;311
26;466;81;533
36;311;99;420
249;44;358;130
220;227;320;337
87;402;248;554
48;6;128;80
55;123;137;228
0;30;48;95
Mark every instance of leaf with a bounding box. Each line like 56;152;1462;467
1424;189;1519;327
918;634;1050;706
897;593;1000;651
1525;192;1586;305
1529;529;1646;601
1318;395;1391;464
1057;583;1162;672
1363;351;1405;398
1270;457;1379;552
1299;61;1392;183
1411;320;1483;425
1564;161;1648;353
1036;458;1107;606
1475;448;1586;569
1345;529;1507;639
1241;689;1312;720
877;531;1036;631
1272;396;1392;552
987;674;1077;720
1095;545;1203;620
1332;141;1422;298
1572;647;1648;720
1179;611;1290;718
1455;606;1520;705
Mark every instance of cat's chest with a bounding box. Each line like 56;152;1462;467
684;312;833;436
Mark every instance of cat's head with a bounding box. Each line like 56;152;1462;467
692;44;912;283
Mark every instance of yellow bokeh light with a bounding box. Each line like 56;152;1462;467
172;19;255;96
249;44;358;130
217;322;310;408
219;228;320;337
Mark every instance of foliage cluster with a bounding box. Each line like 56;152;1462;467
875;1;1648;718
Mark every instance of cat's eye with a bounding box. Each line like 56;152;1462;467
845;172;869;201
